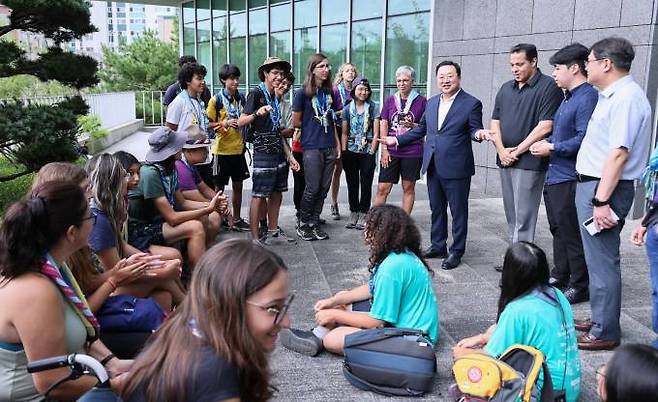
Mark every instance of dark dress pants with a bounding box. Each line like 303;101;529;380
427;160;470;257
543;180;589;291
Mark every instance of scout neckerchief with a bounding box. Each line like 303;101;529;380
257;82;281;132
41;254;99;342
393;89;418;135
149;163;178;208
219;88;242;120
181;90;208;131
337;82;348;106
349;101;371;152
642;145;658;204
311;88;335;134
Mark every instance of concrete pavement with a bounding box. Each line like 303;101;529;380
106;130;655;401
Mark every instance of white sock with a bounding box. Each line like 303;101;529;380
312;326;330;340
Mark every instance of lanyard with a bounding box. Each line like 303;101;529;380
258;82;281;131
220;89;242;119
181;91;208;131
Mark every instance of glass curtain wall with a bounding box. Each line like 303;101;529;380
180;0;431;100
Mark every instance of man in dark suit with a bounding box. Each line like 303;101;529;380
380;60;484;270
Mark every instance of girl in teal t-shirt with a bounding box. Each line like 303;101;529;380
453;242;581;402
280;204;439;356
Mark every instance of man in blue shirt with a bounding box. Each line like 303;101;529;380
574;37;652;351
530;44;598;305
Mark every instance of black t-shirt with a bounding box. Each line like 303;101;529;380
243;86;282;154
492;70;563;171
123;348;241;402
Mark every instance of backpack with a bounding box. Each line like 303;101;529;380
342;327;437;397
452;344;565;402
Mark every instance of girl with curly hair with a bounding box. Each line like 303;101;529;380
280;204;439;356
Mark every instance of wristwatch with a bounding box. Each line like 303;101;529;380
591;197;609;207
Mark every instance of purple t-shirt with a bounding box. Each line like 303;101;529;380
332;84;353;112
380;94;427;158
175;160;202;192
89;207;117;252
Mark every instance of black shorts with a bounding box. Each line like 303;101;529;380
378;156;422;183
212;154;250;187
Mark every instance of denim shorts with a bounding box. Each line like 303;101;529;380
252;152;289;198
128;219;166;252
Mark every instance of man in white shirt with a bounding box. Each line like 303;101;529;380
573;37;652;351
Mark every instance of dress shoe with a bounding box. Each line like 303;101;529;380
563;287;589;304
573;318;593;332
549;276;568;290
494;264;503;272
423;247;448;259
577;333;620;351
441;254;462;270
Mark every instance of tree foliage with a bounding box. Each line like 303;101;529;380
0;0;98;182
98;30;178;92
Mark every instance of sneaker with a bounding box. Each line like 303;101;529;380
280;328;323;356
345;212;358;229
232;217;251;232
258;224;268;241
330;204;341;220
312;225;329;240
296;224;315;241
355;212;366;230
273;226;297;243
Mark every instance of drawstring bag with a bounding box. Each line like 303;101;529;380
97;295;166;333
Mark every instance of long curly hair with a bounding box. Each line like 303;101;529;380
363;205;431;274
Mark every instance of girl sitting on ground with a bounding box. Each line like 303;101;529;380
453;242;581;402
280;204;439;356
86;154;186;308
113;151;141;193
121;239;293;402
341;75;379;230
597;343;658;402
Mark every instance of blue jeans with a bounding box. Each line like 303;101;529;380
644;224;658;349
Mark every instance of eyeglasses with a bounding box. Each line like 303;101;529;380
269;69;284;77
586;57;607;65
315;63;332;71
246;294;294;326
82;210;98;225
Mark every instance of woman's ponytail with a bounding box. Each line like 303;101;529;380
0;182;87;280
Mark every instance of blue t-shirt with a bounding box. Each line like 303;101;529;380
292;88;338;150
88;208;118;253
368;251;439;345
485;288;581;402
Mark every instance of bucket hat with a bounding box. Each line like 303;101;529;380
258;56;291;82
145;126;187;163
182;125;212;149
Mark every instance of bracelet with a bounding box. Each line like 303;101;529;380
107;277;117;292
100;353;116;367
